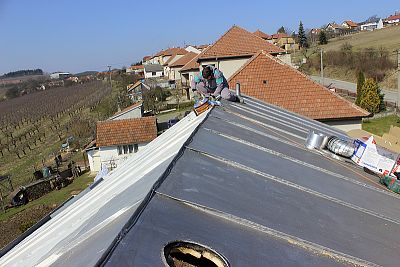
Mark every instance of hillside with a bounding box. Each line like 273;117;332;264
302;25;400;89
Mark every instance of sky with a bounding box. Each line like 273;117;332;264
0;0;398;74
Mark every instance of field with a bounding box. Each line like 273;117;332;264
362;115;400;136
0;81;113;189
318;25;400;52
301;25;400;89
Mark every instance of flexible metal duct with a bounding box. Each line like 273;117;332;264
326;136;355;158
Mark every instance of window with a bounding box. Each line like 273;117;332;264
128;145;133;153
117;146;122;155
123;145;128;154
152;72;156;76
134;144;138;153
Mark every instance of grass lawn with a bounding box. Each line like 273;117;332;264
0;172;94;222
362;115;400;136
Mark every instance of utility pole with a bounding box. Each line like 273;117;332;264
320;49;324;87
107;65;112;90
397;50;400;111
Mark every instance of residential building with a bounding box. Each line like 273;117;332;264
342;20;358;30
126;65;144;76
168;52;198;81
228;50;370;130
184;45;201;54
108;102;143;120
253;29;273;43
179;53;201;99
385;14;400;26
127;80;150;102
196;25;285;79
86;117;157;173
50;72;71;79
325;23;344;34
144;64;164;78
142;55;152;64
310;28;322;43
360;18;383;31
271;33;299;52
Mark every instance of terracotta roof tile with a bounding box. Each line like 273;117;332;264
96;117;157;147
198;26;284;60
180;53;201;72
228;51;370;120
156;47;187;57
344;20;358;27
253;29;271;39
170;52;198;68
272;33;290;39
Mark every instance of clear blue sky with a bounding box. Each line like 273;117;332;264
0;0;398;74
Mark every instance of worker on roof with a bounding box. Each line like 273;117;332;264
191;65;240;102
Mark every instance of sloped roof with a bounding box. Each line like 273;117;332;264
272;33;290;39
386;14;400;21
96;117;157;147
144;64;163;72
108;102;143;120
180;53;201;72
343;20;358;27
155;47;187;57
228;51;370;120
169;52;198;68
253;29;271;39
3;99;400;266
198;26;284;60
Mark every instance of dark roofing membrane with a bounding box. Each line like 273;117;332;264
98;97;400;266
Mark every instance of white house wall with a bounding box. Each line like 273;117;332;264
98;143;148;172
144;71;163;78
111;107;142;120
323;119;362;132
200;58;249;79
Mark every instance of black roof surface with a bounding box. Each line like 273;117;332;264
100;97;400;266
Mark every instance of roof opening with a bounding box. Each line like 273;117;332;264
163;241;229;267
263;80;268;85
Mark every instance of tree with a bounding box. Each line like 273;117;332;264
277;26;286;34
298;21;309;48
318;31;328;45
359;78;382;113
355;71;365;106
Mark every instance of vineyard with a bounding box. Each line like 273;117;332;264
0;81;112;188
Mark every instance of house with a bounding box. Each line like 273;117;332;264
179;53;201;99
126;65;144;76
196;25;285;79
7;99;400;267
360;18;383;31
253;29;273;43
184;45;202;54
271;33;299;52
163;51;188;79
385;14;400;26
228;50;370;131
195;44;209;51
168;52;198;81
142;55;152;65
127;80;150;102
325;23;344;34
310;28;322;43
342;20;358;30
86;117;157;173
144;64;164;78
108;102;143;120
50;72;71;79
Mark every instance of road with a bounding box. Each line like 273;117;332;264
310;75;398;103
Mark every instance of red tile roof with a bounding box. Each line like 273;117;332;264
272;33;289;39
156;47;187;57
387;14;400;21
198;26;284;60
143;56;152;62
343;20;358;27
96;117;157;147
228;51;370;120
170;52;198;68
254;29;271;39
180;53;201;72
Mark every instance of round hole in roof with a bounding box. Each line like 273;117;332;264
162;240;230;267
263;80;268;85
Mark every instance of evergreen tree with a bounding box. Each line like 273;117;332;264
355;71;365;106
318;31;328;45
359;78;382;113
298;21;309;48
277;26;286;34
